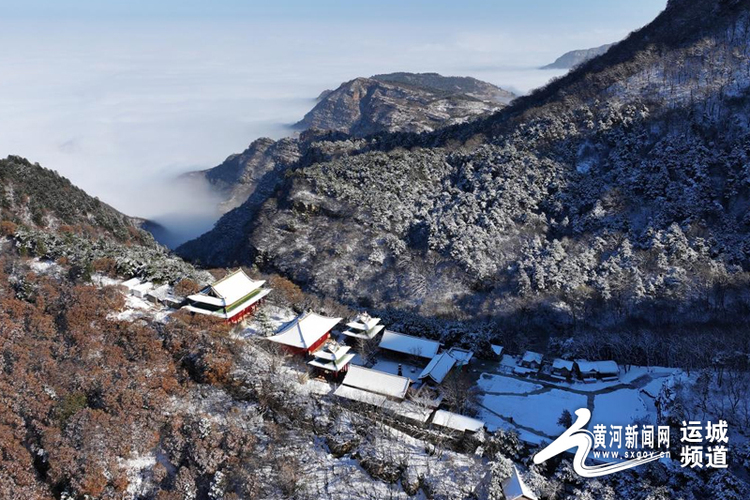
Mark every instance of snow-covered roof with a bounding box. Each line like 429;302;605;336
575;359;619;375
432;410;484;433
147;285;183;305
334;384;387;406
491;344;504;356
552;359;574;371
502;466;538;500
189;269;265;307
184;288;271;320
522;351;543;364
346;312;381;331
132;282;154;294
341;323;384;340
378;330;440;359
418;352;456;384
308;352;356;372
211;269;264;303
448;347;474;366
147;284;170;298
594;360;619;374
341;365;410;400
384;400;433;423
187;293;225;307
334;385;431;423
312;341;351;361
267;311;341;350
121;277;140;289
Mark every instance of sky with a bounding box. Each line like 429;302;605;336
0;0;668;246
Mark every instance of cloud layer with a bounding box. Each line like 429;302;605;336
0;8;665;245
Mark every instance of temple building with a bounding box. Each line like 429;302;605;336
266;311;342;355
378;330;441;360
341;312;384;340
418;352;456;384
335;365;411;402
184;269;271;324
308;338;356;375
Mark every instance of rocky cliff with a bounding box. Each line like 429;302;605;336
294;73;513;136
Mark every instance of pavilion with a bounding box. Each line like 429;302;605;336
183;269;271;324
308;338;356;376
341;312;384;340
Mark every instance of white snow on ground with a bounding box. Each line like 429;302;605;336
108;293;171;323
302;378;334;396
240;304;297;338
481;389;588;437
28;258;62;276
371;359;423;382
475;363;683;443
478;374;543;394
592;390;652;428
91;273;120;287
294;422;486;499
121;453;157;499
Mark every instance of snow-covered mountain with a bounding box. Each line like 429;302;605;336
295;72;514;136
180;0;750;343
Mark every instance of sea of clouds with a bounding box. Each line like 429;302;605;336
0;18;635;246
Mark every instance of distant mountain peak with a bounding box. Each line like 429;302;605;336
294;72;514;137
541;43;615;70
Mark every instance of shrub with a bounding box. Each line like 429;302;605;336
0;220;17;236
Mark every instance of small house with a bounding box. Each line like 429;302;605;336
520;351;543;369
146;284;184;308
120;277;141;294
575;360;620;382
515;351;543;376
131;281;154;299
551;359;574;380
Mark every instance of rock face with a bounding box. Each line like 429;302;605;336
195;137;302;213
294;72;514;137
186;72;513;227
541;43;615;69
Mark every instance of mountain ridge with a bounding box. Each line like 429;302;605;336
541;43;615;70
178;0;750;340
183;72;513;222
294;72;514;136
